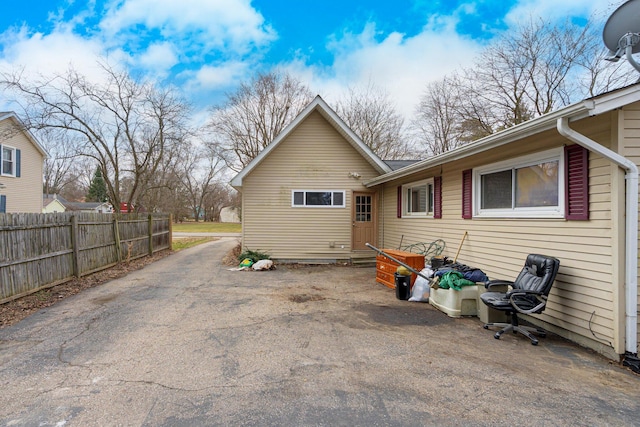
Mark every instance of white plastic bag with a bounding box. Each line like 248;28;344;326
408;268;432;302
252;259;274;270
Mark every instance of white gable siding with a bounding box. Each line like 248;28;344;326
378;114;622;358
0;118;44;213
241;111;380;261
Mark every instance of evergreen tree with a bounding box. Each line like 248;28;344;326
86;168;108;202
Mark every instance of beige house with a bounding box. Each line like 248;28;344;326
231;96;391;262
233;87;640;368
365;84;640;367
0;112;47;213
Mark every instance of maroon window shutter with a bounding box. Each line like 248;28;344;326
434;176;442;219
397;186;402;218
462;169;472;219
565;144;589;220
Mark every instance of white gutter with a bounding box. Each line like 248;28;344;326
557;117;638;356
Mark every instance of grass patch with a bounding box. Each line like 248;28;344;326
173;222;241;233
172;237;218;251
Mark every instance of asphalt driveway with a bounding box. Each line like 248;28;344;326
1;238;639;426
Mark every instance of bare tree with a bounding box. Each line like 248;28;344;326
411;77;464;156
202;183;239;222
208;70;314;171
0;63;191;211
176;144;225;221
334;82;409;159
35;127;88;196
412;18;636;155
576;38;637;97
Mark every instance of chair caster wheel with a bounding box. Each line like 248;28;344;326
483;325;489;329
494;333;501;340
531;340;538;346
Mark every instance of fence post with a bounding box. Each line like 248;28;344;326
169;214;173;251
70;214;80;277
113;216;122;262
148;214;153;256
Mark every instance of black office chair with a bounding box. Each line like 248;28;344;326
481;254;560;345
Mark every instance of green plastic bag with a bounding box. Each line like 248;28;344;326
239;258;254;268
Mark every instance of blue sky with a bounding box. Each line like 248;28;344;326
0;0;624;120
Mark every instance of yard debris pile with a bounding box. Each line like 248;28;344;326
229;258;276;271
408;259;489;298
431;260;488;288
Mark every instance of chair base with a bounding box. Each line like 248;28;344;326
483;321;547;345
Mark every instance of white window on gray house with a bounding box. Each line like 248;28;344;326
474;149;563;218
292;190;345;207
1;145;17;177
402;179;434;217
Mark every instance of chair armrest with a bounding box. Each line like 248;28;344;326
484;280;513;289
505;288;543;298
508;291;547;314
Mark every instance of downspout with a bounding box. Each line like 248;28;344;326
557;117;639;370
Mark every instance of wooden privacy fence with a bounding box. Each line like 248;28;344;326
0;212;172;304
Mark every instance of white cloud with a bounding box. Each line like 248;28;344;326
283;15;484;120
281;1;624;122
99;0;276;55
192;61;248;88
0;0;618;123
136;41;178;73
0;26;105;79
0;0;278;112
505;0;622;27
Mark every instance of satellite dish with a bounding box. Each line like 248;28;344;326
603;0;640;72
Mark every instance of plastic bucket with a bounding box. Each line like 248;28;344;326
394;273;411;300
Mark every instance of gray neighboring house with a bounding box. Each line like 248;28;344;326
45;194;113;213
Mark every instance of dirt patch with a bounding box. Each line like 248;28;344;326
288;294;326;303
0;250;173;329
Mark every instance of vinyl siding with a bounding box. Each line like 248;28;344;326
378;114;621;357
621;101;640;354
241;111;380;261
0;118;44;213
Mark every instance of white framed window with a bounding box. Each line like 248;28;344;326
473;148;564;218
292;190;345;208
402;179;434;217
1;145;16;177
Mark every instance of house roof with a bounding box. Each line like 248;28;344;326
43;194;109;211
365;83;640;187
63;202;105;211
0;112;48;158
384;160;420;170
230;95;392;188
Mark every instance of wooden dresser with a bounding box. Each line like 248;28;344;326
375;249;425;289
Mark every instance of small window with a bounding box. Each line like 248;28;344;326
474;149;564;218
1;145;16;177
292;190;345;208
402;179;434;217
